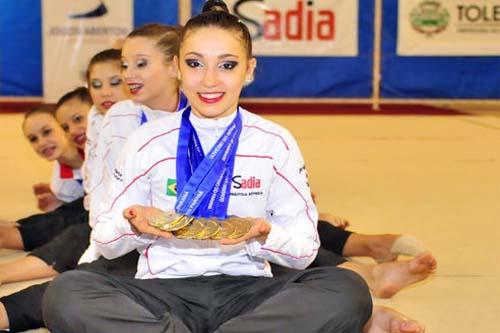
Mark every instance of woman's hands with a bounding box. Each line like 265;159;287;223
123;205;271;244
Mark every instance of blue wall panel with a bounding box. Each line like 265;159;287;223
0;1;43;96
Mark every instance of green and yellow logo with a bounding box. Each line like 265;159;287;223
166;179;177;196
410;0;450;37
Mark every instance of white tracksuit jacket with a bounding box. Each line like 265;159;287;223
50;160;84;203
81;106;103;210
80;100;174;264
89;100;172;226
93;108;319;279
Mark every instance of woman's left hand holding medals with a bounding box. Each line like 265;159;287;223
219;218;271;245
123;205;174;239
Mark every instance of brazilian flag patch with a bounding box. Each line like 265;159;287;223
166;179;177;196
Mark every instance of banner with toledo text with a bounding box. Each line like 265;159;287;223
42;0;133;102
398;0;500;56
225;0;358;56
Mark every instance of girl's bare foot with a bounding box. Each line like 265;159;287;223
364;306;425;333
372;252;437;298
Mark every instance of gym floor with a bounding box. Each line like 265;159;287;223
0;108;498;332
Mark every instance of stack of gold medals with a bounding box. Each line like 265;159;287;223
148;211;252;240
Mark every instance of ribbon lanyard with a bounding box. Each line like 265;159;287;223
140;109;148;125
177;91;188;111
175;107;242;219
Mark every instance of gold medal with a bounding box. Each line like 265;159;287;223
210;220;236;240
174;218;204;238
162;215;194;231
194;218;221;240
148;210;180;229
226;216;252;239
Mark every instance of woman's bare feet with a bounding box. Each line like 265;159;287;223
364;306;425;333
371;252;437;298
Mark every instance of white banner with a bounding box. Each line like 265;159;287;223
227;0;358;56
398;0;500;56
42;0;133;102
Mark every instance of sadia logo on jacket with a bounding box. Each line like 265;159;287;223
232;175;261;189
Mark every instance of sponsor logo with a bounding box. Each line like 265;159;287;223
234;0;335;41
232;175;262;189
410;0;450;36
457;5;500;23
48;1;128;37
455;4;500;33
68;1;108;19
166;179;177;196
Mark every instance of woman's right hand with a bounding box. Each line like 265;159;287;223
33;182;52;195
36;192;63;212
123;205;173;239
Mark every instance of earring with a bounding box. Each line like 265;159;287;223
177;72;182;81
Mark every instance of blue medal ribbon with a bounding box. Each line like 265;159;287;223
177;91;188;111
140;110;148;125
175;107;241;219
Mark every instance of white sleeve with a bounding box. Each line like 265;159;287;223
82;108;100;210
87;116;112;226
88;114;129;226
91;133;156;259
245;133;319;270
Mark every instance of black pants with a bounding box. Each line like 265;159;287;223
43;267;372;333
1;252;139;332
3;219;353;332
29;223;91;272
317;219;352;256
18;197;87;251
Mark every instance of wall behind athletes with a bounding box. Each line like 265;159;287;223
383;0;500;99
0;0;178;100
1;0;499;100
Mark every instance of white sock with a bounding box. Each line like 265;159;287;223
390;236;426;257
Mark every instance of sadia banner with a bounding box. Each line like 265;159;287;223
225;0;358;56
42;0;133;102
398;0;500;56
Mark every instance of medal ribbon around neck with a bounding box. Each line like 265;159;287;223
175;106;242;219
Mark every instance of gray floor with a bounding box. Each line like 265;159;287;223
1;111;499;332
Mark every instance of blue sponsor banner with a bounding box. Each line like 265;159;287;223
381;1;500;99
134;0;178;27
0;1;43;96
0;0;178;97
191;0;374;98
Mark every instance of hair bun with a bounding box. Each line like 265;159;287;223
202;0;229;14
